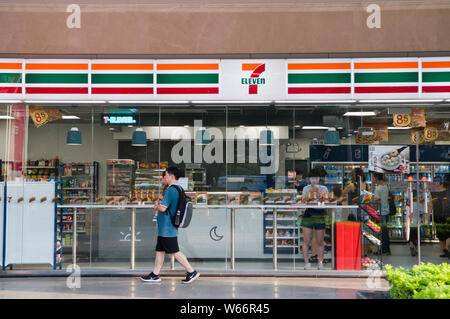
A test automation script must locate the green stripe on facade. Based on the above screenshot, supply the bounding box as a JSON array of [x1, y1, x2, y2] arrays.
[[157, 73, 219, 84], [288, 73, 350, 84], [422, 72, 450, 82], [25, 73, 88, 84], [92, 74, 153, 84], [355, 72, 418, 83], [0, 73, 21, 83]]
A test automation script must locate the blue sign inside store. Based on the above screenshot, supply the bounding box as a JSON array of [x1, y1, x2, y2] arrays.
[[310, 145, 450, 163], [102, 113, 137, 125]]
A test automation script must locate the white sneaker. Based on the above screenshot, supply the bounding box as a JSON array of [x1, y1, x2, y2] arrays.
[[304, 263, 312, 270], [317, 262, 324, 270]]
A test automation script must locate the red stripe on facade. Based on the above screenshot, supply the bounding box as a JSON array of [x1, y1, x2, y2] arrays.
[[422, 86, 450, 93], [157, 87, 219, 94], [92, 87, 154, 94], [0, 87, 22, 94], [26, 87, 88, 94], [354, 86, 418, 93], [288, 87, 351, 94]]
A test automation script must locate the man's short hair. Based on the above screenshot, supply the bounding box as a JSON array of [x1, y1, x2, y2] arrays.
[[164, 166, 181, 180]]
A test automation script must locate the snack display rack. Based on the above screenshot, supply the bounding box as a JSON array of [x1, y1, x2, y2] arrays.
[[25, 158, 60, 181], [262, 190, 300, 255], [360, 201, 383, 270], [106, 159, 135, 197]]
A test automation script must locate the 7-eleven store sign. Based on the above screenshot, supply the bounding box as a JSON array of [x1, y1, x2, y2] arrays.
[[241, 63, 266, 94], [221, 60, 285, 100]]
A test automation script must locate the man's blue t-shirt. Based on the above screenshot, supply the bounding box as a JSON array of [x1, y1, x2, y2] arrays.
[[158, 185, 180, 237]]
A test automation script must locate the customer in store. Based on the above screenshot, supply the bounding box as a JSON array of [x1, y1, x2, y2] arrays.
[[292, 169, 319, 263], [292, 169, 307, 193], [371, 172, 391, 255], [301, 168, 329, 270], [141, 167, 200, 284], [431, 174, 450, 258], [407, 179, 433, 257], [343, 167, 367, 221]]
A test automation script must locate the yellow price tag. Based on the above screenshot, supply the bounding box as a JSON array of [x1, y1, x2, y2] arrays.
[[30, 109, 49, 127], [424, 126, 438, 142], [411, 129, 424, 144], [393, 113, 411, 127]]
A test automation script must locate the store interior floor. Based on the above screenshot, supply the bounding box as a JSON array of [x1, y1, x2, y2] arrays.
[[4, 243, 449, 272]]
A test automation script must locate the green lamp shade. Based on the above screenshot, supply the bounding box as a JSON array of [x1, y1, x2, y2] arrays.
[[132, 128, 147, 146], [259, 129, 273, 146], [195, 129, 210, 145], [66, 127, 82, 145], [324, 128, 340, 145]]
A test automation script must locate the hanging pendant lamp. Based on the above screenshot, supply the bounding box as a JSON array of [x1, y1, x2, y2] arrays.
[[132, 127, 147, 146], [195, 128, 210, 145], [66, 127, 82, 145], [324, 127, 340, 145]]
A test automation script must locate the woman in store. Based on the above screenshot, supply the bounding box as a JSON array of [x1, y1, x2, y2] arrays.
[[343, 167, 367, 221], [301, 168, 329, 270], [431, 174, 450, 258], [407, 178, 433, 257]]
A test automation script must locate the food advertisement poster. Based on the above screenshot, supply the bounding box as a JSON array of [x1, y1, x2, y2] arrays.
[[369, 145, 410, 174]]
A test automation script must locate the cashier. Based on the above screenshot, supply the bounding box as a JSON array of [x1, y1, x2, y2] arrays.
[[292, 170, 307, 193]]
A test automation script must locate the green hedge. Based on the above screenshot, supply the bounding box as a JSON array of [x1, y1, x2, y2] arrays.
[[384, 263, 450, 299]]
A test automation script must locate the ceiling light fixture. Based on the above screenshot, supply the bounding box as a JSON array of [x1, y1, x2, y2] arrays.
[[343, 111, 376, 117], [358, 99, 443, 103], [108, 100, 190, 104], [275, 100, 356, 104], [0, 100, 23, 104], [192, 100, 272, 104], [301, 126, 329, 130], [25, 100, 106, 104], [62, 115, 80, 120]]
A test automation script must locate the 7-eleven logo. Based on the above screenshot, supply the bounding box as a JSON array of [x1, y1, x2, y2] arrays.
[[241, 63, 266, 94]]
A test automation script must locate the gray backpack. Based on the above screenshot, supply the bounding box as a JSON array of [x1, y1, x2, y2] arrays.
[[169, 185, 193, 228]]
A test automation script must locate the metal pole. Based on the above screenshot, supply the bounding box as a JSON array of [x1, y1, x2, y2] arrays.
[[230, 208, 235, 270], [73, 207, 77, 266], [416, 134, 421, 265], [273, 208, 278, 270], [170, 255, 175, 270], [331, 208, 335, 270], [130, 207, 136, 270]]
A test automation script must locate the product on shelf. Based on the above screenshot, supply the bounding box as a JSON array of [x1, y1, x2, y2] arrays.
[[106, 159, 135, 196], [363, 232, 381, 246]]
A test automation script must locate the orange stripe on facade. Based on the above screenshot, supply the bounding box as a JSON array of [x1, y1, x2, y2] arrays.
[[92, 64, 154, 70], [288, 63, 350, 70], [242, 64, 263, 71], [157, 64, 219, 71], [26, 63, 88, 70], [0, 63, 22, 70], [354, 62, 418, 69], [422, 61, 450, 69]]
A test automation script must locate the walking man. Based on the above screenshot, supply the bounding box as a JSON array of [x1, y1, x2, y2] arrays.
[[141, 167, 200, 284]]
